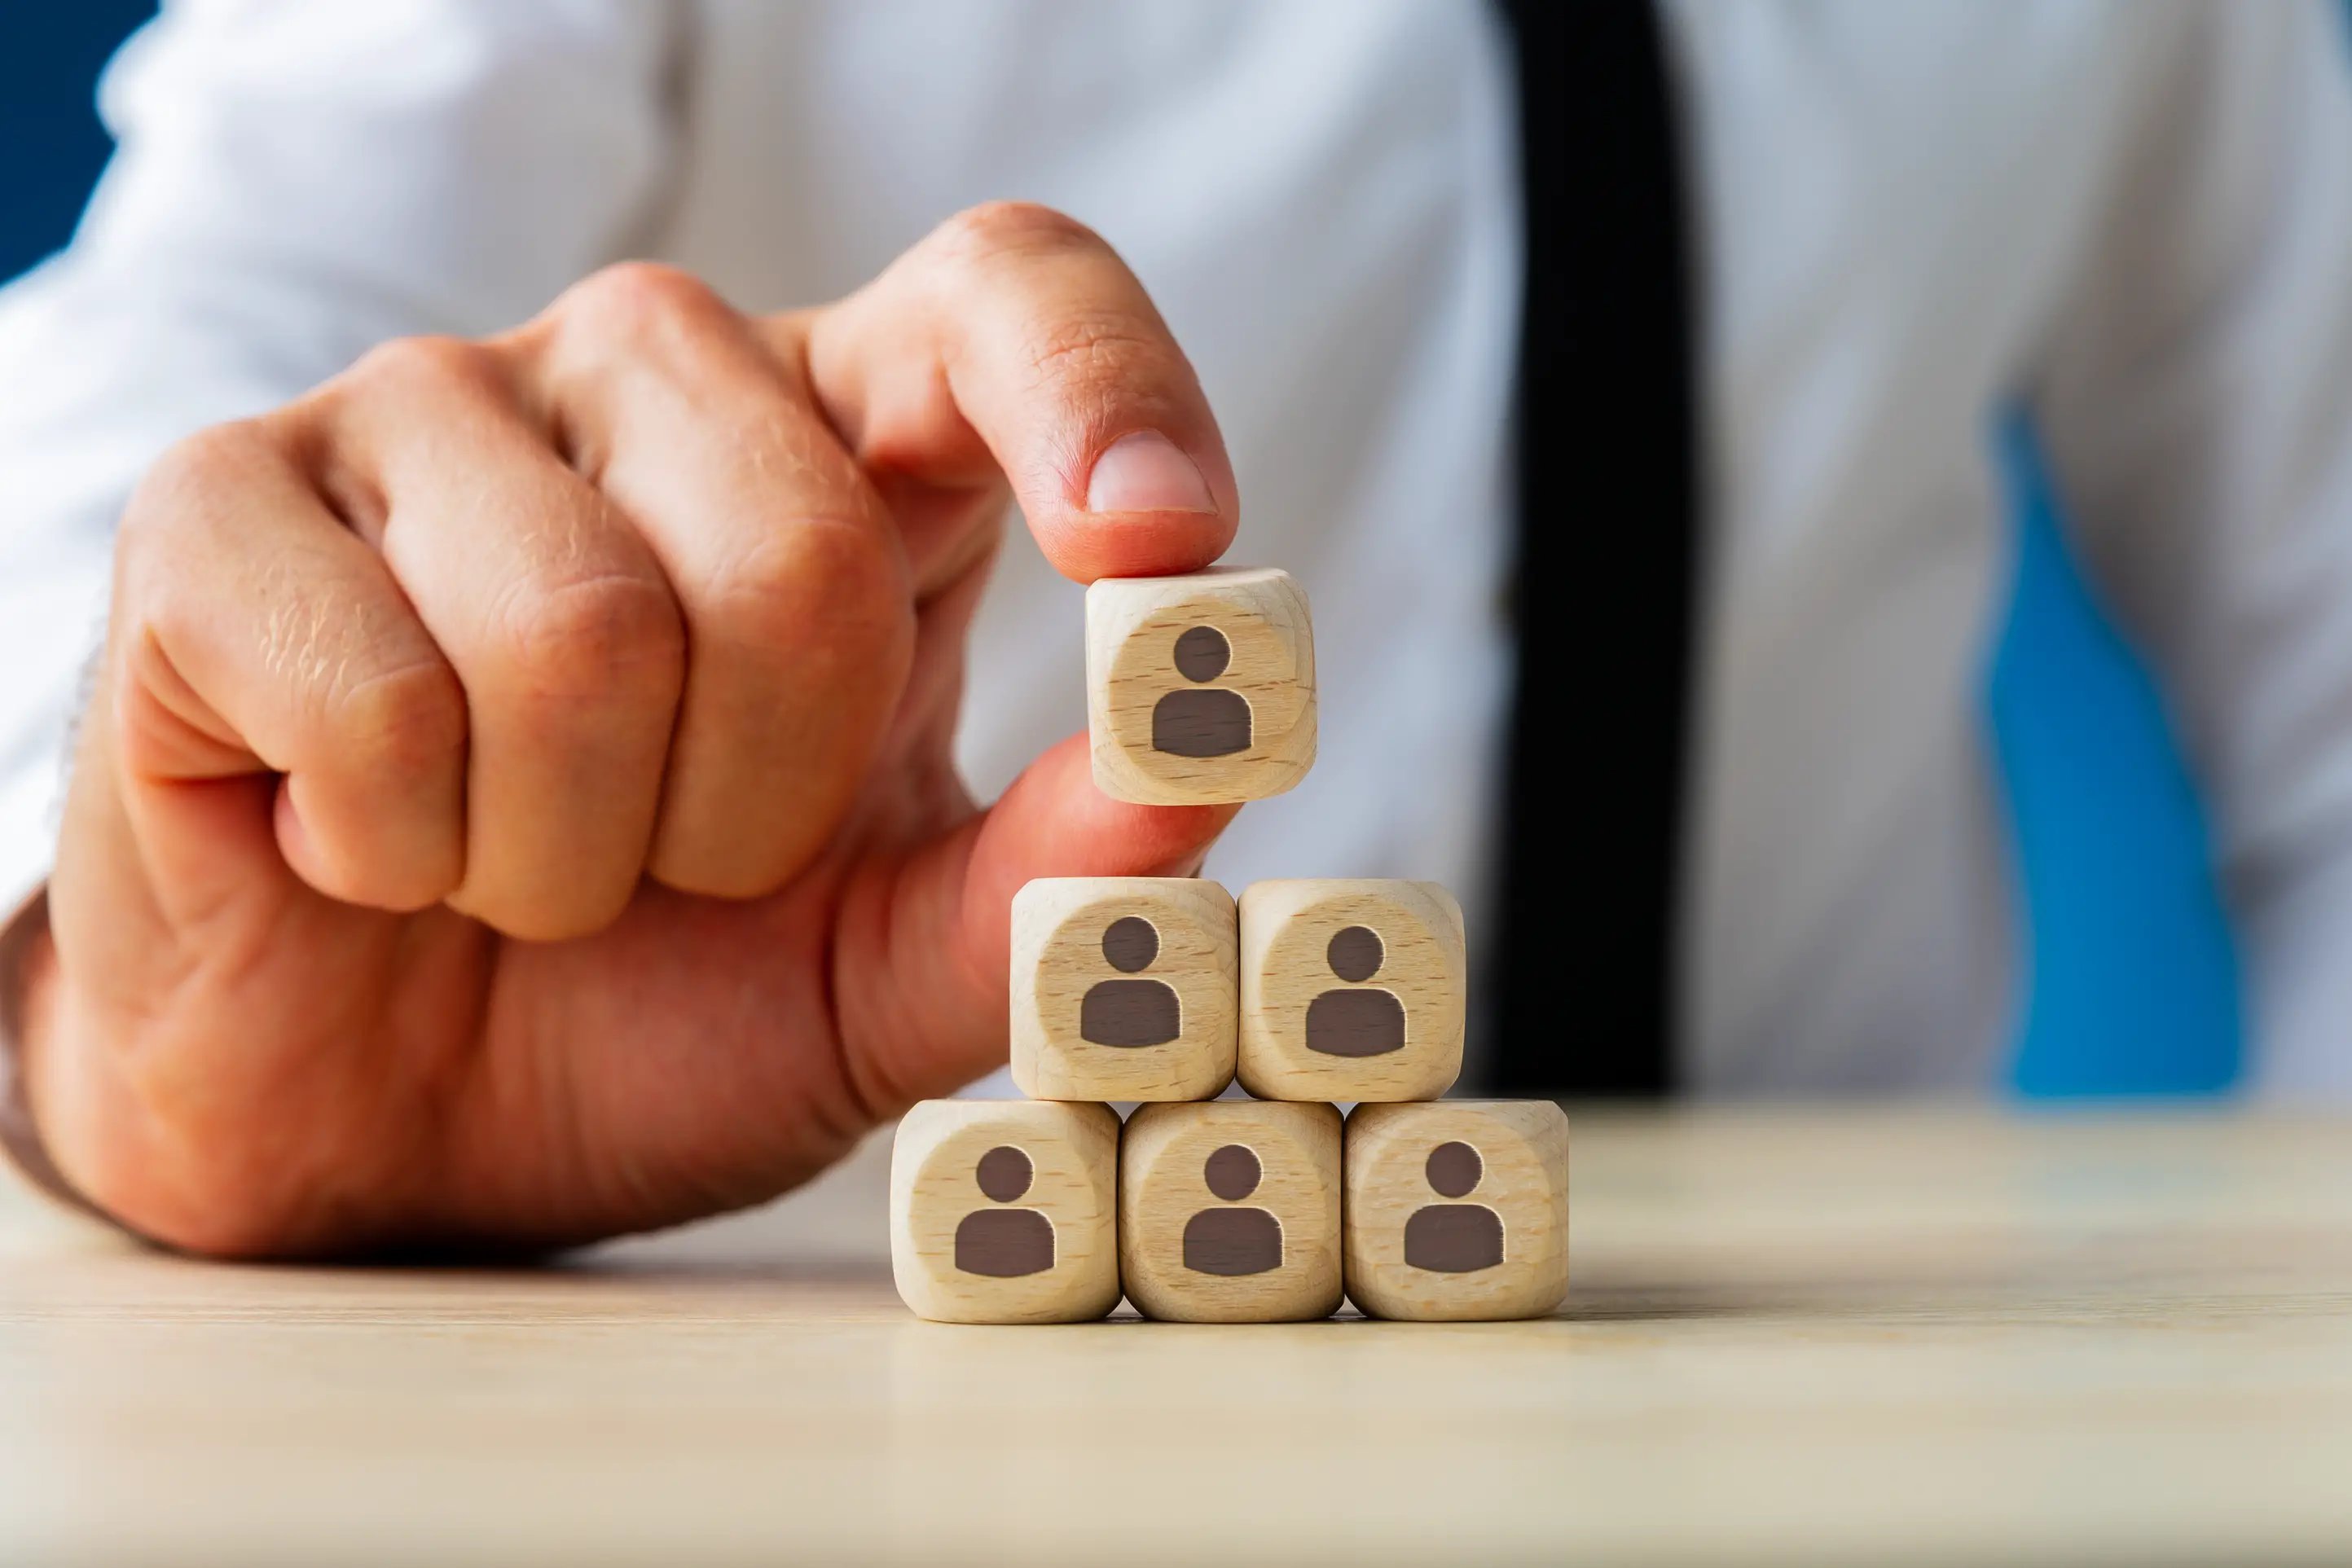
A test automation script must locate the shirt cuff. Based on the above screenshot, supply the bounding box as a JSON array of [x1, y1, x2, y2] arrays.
[[0, 885, 118, 1235]]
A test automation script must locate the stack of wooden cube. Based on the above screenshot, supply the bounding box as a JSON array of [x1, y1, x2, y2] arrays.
[[890, 568, 1568, 1324]]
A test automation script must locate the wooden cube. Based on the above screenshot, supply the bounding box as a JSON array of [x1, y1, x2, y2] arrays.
[[1084, 567, 1317, 804], [1343, 1100, 1568, 1321], [890, 1099, 1121, 1324], [1235, 879, 1466, 1102], [1119, 1100, 1343, 1322], [1010, 878, 1238, 1102]]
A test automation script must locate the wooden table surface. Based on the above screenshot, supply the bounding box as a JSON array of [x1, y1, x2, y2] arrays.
[[4, 1108, 2350, 1566]]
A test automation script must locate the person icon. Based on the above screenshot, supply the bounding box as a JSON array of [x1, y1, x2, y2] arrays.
[[953, 1145, 1056, 1277], [1304, 925, 1406, 1057], [1078, 916, 1183, 1047], [1151, 624, 1252, 758], [1402, 1140, 1504, 1273], [1181, 1144, 1285, 1276]]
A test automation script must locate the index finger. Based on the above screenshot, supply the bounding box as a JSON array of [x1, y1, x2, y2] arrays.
[[794, 202, 1238, 583]]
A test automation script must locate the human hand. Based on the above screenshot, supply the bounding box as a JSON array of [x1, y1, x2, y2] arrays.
[[22, 204, 1239, 1256]]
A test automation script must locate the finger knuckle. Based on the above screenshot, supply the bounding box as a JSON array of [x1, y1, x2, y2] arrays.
[[113, 424, 287, 628], [713, 519, 911, 660], [334, 657, 468, 784], [341, 333, 502, 402], [121, 422, 272, 545], [556, 261, 730, 349], [1022, 311, 1165, 389], [496, 570, 686, 701], [931, 200, 1103, 267]]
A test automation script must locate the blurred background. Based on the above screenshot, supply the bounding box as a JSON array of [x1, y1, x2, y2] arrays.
[[0, 5, 2271, 1099]]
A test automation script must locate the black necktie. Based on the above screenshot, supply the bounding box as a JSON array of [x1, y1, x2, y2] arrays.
[[1488, 0, 1698, 1098]]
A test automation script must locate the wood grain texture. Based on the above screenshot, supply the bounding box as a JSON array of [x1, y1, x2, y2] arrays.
[[1237, 879, 1465, 1101], [1085, 567, 1317, 805], [891, 1100, 1120, 1324], [13, 1109, 2352, 1566], [1119, 1099, 1343, 1322], [1009, 878, 1238, 1102], [1344, 1100, 1568, 1320]]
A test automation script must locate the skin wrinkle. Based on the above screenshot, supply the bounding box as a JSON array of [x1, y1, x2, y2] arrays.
[[832, 851, 918, 1130], [1020, 320, 1163, 393], [249, 554, 445, 794], [722, 935, 868, 1206], [257, 553, 354, 705]]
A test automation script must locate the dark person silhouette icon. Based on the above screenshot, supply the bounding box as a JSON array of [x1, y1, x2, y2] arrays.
[[953, 1145, 1056, 1277], [1304, 925, 1406, 1056], [1181, 1144, 1285, 1276], [1079, 916, 1181, 1047], [1401, 1140, 1504, 1273], [1151, 624, 1252, 758]]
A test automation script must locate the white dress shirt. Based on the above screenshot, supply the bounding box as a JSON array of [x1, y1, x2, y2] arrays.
[[2, 0, 2350, 1096]]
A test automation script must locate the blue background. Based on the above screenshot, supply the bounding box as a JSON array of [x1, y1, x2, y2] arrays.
[[1989, 420, 2240, 1096], [15, 5, 2345, 1099]]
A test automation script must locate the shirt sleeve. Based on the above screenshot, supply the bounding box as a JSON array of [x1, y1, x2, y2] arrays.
[[0, 0, 678, 911], [2028, 2, 2352, 1098]]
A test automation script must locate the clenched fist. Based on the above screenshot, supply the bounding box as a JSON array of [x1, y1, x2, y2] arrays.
[[18, 204, 1241, 1257]]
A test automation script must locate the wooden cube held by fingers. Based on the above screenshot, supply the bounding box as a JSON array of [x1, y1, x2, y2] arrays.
[[1010, 878, 1238, 1102], [1119, 1100, 1343, 1322], [1085, 567, 1317, 804], [1236, 879, 1466, 1102], [891, 1100, 1121, 1324], [1343, 1100, 1568, 1322]]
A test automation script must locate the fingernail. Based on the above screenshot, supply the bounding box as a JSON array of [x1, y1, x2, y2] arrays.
[[1086, 430, 1217, 514]]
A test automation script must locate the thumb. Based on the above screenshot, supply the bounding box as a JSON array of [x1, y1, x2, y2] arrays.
[[801, 202, 1239, 583], [836, 731, 1237, 1117]]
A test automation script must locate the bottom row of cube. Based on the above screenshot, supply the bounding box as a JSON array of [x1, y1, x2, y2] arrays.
[[890, 1098, 1568, 1324]]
